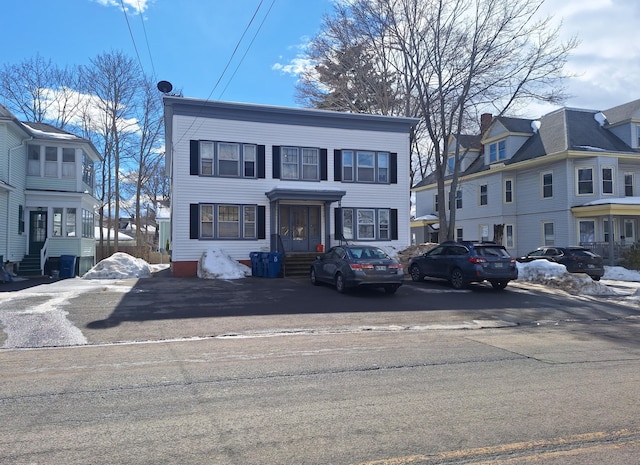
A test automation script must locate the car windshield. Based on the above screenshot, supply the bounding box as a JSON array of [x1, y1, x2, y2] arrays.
[[348, 247, 389, 260]]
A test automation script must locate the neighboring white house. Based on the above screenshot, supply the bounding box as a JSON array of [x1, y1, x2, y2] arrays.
[[0, 104, 101, 276], [163, 96, 419, 277], [412, 99, 640, 263]]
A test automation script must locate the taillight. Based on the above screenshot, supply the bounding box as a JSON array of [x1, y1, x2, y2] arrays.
[[388, 263, 402, 270], [469, 257, 486, 264], [349, 263, 374, 270]]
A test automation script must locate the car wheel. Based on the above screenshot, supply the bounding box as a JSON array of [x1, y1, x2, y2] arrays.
[[591, 275, 601, 281], [335, 273, 347, 293], [384, 284, 399, 294], [491, 280, 508, 290], [410, 264, 425, 282], [450, 268, 467, 290], [310, 267, 320, 286]]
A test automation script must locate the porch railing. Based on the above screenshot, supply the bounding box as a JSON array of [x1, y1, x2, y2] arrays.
[[579, 241, 635, 265], [40, 238, 50, 275]]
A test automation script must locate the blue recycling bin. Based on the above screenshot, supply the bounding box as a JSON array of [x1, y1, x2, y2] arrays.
[[250, 252, 262, 277], [59, 255, 77, 278], [259, 252, 270, 277], [266, 252, 282, 278]]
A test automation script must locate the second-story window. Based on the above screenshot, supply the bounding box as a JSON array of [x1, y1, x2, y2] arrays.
[[625, 173, 634, 196], [479, 184, 488, 205], [504, 179, 513, 203], [542, 172, 553, 198], [341, 150, 390, 183], [62, 148, 75, 178], [197, 141, 258, 178], [82, 151, 95, 188], [282, 147, 319, 180], [602, 167, 614, 194], [577, 167, 594, 194], [45, 146, 58, 177]]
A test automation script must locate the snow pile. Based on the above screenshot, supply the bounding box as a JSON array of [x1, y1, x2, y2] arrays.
[[516, 260, 616, 295], [197, 246, 251, 280], [83, 252, 152, 279]]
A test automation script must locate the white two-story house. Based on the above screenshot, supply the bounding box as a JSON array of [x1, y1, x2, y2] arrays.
[[0, 104, 101, 277], [412, 99, 640, 263], [163, 96, 418, 277]]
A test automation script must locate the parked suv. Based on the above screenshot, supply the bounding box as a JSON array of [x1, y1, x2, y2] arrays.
[[516, 246, 604, 281], [408, 241, 518, 290]]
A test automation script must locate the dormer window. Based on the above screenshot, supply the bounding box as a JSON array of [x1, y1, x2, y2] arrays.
[[636, 124, 640, 148], [489, 140, 506, 163]]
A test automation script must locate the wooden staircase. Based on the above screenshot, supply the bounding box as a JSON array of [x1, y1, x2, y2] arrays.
[[18, 252, 42, 277], [283, 252, 317, 278]]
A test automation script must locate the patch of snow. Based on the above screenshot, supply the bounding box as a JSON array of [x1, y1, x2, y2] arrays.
[[83, 252, 153, 279], [197, 246, 251, 279], [516, 260, 617, 295]]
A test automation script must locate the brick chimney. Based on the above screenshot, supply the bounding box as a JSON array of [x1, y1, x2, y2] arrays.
[[480, 113, 493, 135]]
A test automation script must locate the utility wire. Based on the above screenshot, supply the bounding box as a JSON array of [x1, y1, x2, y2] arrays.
[[119, 0, 146, 75], [136, 0, 157, 80], [174, 0, 276, 149], [218, 0, 276, 100]]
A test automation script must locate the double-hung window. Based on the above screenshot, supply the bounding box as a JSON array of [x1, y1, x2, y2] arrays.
[[479, 184, 488, 206], [341, 150, 390, 183], [504, 179, 513, 203], [542, 172, 553, 198], [62, 148, 76, 178], [281, 146, 319, 181], [601, 167, 614, 194], [489, 140, 506, 163], [28, 146, 40, 176], [198, 141, 257, 178], [625, 173, 634, 196], [199, 204, 257, 239], [45, 146, 58, 177], [577, 168, 594, 194]]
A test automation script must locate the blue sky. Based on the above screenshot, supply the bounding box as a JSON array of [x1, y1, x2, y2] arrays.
[[2, 0, 639, 117]]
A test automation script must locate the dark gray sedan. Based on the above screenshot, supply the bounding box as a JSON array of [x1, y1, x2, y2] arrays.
[[310, 245, 404, 294]]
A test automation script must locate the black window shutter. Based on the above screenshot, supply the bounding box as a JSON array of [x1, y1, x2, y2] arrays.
[[190, 204, 200, 239], [320, 149, 328, 180], [334, 150, 342, 181], [257, 145, 266, 178], [334, 207, 342, 240], [190, 140, 199, 175], [390, 153, 397, 184], [391, 209, 398, 240], [272, 146, 281, 179], [257, 205, 266, 239]]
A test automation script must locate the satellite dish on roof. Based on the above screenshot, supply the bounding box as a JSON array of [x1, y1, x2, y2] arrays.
[[157, 80, 173, 93]]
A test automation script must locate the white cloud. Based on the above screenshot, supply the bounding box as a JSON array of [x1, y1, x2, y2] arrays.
[[272, 57, 316, 77], [41, 87, 141, 136], [91, 0, 152, 14]]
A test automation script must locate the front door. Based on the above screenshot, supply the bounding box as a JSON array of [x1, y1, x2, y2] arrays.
[[29, 211, 47, 255], [280, 205, 321, 252]]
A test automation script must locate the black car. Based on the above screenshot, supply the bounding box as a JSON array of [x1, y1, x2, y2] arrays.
[[310, 245, 404, 294], [517, 246, 604, 280], [408, 241, 518, 290]]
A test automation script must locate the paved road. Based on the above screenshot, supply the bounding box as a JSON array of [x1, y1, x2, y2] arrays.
[[1, 272, 639, 464]]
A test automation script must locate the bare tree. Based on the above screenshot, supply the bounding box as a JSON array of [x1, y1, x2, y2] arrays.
[[0, 54, 84, 129], [120, 77, 165, 247], [82, 51, 141, 254], [299, 0, 577, 239]]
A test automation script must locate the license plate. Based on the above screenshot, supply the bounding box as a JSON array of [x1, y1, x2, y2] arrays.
[[375, 265, 386, 271], [587, 264, 595, 268], [493, 262, 503, 268]]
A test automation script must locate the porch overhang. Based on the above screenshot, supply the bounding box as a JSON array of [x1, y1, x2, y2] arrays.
[[571, 199, 640, 217], [265, 187, 346, 202], [411, 214, 439, 228]]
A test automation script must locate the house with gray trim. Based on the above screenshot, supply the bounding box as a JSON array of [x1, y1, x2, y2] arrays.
[[162, 96, 418, 277], [412, 99, 640, 263], [0, 104, 101, 277]]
